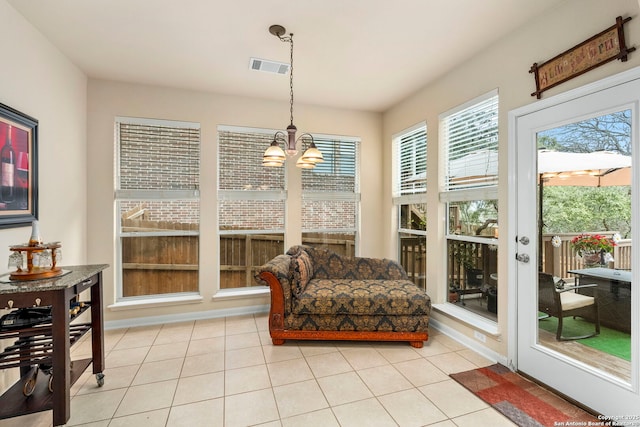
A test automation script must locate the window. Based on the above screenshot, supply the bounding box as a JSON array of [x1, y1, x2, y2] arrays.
[[302, 135, 360, 256], [115, 117, 200, 300], [440, 91, 499, 320], [218, 126, 285, 290], [393, 124, 427, 288]]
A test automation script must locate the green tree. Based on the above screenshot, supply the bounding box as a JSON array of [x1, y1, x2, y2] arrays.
[[542, 186, 631, 238]]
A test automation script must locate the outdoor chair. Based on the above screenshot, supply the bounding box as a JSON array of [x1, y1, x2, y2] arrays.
[[538, 271, 600, 341]]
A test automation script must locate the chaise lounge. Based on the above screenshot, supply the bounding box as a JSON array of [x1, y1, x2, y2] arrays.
[[255, 245, 431, 348]]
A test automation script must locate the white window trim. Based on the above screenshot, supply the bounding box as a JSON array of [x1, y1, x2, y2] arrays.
[[217, 125, 286, 295], [439, 187, 498, 203], [439, 90, 500, 326], [393, 122, 427, 199], [108, 294, 204, 311], [301, 135, 361, 244], [115, 117, 201, 304]]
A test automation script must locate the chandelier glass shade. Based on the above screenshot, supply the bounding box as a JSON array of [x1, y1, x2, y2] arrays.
[[262, 25, 324, 169]]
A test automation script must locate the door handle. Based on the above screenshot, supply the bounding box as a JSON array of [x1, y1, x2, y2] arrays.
[[519, 236, 530, 245], [516, 253, 530, 263]]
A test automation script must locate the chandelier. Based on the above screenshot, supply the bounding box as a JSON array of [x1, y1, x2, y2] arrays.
[[262, 25, 324, 169]]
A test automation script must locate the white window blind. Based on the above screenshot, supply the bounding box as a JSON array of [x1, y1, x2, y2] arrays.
[[442, 93, 498, 192], [393, 124, 427, 197], [114, 117, 201, 300], [218, 128, 285, 192], [217, 127, 286, 232], [302, 135, 360, 234], [116, 119, 200, 196], [302, 136, 359, 192]]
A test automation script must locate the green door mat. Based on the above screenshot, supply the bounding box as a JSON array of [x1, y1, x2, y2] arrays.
[[538, 316, 631, 361]]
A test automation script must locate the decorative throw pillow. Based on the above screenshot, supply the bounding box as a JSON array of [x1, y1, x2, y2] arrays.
[[290, 250, 314, 296]]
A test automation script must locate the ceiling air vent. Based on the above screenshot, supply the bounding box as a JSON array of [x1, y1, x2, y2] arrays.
[[249, 58, 289, 75]]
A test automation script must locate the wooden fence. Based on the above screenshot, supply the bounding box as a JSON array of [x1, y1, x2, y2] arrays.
[[541, 232, 631, 279], [399, 237, 426, 289], [121, 217, 356, 294], [445, 240, 498, 292], [120, 215, 631, 296], [121, 218, 199, 297], [220, 233, 355, 289]]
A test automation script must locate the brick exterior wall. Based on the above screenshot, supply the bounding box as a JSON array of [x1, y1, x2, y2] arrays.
[[118, 122, 200, 225], [119, 123, 200, 192], [117, 124, 358, 231], [120, 200, 200, 224]]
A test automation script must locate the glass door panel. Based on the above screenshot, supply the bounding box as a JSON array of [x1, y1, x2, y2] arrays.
[[537, 111, 631, 382], [514, 73, 640, 416]]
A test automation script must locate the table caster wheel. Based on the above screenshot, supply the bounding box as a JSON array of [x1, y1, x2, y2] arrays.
[[23, 367, 38, 396], [96, 373, 105, 387]]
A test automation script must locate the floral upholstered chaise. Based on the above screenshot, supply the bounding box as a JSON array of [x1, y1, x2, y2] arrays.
[[255, 245, 431, 348]]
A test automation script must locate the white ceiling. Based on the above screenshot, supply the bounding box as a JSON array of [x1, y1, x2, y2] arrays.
[[8, 0, 564, 112]]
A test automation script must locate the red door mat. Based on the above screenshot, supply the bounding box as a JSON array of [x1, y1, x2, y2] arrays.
[[450, 364, 611, 427]]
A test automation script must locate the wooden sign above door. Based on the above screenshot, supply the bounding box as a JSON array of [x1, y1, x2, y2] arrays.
[[530, 16, 635, 99]]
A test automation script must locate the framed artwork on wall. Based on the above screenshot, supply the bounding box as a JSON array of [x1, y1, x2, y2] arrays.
[[530, 16, 635, 99], [0, 102, 38, 229]]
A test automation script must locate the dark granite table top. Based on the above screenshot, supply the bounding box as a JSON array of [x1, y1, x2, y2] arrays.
[[0, 264, 108, 294], [567, 267, 631, 283]]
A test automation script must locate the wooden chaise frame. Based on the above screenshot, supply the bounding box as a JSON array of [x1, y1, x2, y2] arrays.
[[258, 271, 428, 348]]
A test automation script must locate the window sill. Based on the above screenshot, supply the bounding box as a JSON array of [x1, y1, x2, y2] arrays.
[[108, 294, 204, 311], [212, 287, 270, 301], [432, 302, 500, 336]]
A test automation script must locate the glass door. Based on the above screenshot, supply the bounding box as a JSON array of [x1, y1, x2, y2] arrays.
[[514, 73, 640, 416]]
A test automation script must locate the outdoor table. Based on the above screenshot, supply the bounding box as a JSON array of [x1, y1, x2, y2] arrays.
[[567, 267, 631, 333]]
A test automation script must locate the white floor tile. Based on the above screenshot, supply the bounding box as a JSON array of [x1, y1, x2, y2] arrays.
[[224, 388, 280, 427], [281, 408, 340, 427], [225, 364, 271, 395], [332, 398, 398, 427], [316, 371, 373, 406], [419, 379, 488, 418], [356, 364, 413, 396], [66, 388, 127, 425], [108, 408, 170, 427], [267, 357, 313, 386], [59, 315, 521, 427], [272, 379, 329, 419], [378, 388, 448, 426], [173, 371, 225, 405], [167, 398, 224, 427], [113, 379, 178, 418], [305, 351, 353, 378]]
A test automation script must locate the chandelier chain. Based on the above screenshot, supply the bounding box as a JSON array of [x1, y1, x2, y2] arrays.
[[274, 29, 295, 127], [288, 34, 294, 126]]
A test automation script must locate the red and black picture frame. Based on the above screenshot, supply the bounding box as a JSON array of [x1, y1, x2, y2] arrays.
[[0, 102, 38, 229]]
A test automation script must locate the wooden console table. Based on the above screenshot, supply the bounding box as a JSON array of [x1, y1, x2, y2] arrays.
[[0, 264, 108, 426]]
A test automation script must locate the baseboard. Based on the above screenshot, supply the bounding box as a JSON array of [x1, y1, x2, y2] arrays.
[[104, 304, 270, 330], [429, 317, 509, 367]]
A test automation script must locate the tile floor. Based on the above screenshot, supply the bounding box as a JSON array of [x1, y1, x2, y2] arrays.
[[2, 313, 516, 426]]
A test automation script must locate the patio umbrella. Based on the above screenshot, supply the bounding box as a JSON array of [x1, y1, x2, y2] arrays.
[[538, 150, 631, 187], [445, 149, 631, 185], [447, 150, 498, 188], [537, 150, 631, 269]]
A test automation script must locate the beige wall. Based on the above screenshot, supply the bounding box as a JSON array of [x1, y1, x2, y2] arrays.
[[382, 0, 640, 357], [0, 0, 87, 396], [0, 1, 87, 267], [3, 0, 640, 358], [87, 80, 382, 324]]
